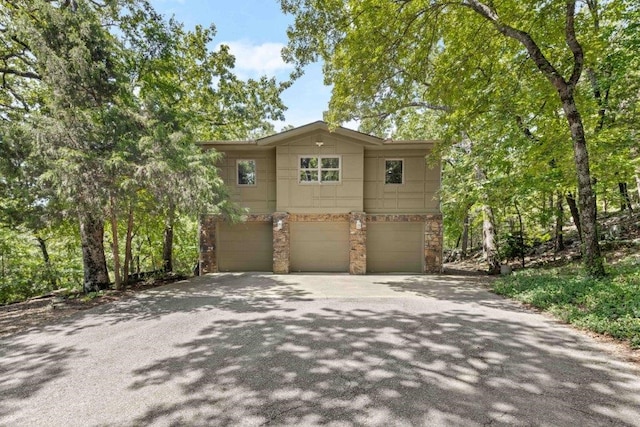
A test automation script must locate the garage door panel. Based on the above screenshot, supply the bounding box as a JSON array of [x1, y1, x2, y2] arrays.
[[367, 222, 423, 273], [290, 222, 349, 272], [218, 222, 273, 272]]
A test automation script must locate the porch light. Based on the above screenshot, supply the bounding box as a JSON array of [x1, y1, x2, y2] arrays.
[[276, 219, 283, 231], [356, 220, 362, 230]]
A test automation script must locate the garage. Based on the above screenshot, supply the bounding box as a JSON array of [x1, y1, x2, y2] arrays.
[[217, 222, 273, 272], [290, 222, 349, 272], [367, 222, 424, 273]]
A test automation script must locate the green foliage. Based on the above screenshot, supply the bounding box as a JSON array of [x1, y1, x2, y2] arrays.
[[1, 0, 286, 293], [493, 256, 640, 348], [0, 226, 83, 305]]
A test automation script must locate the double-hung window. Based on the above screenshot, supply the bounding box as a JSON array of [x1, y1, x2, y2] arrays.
[[299, 156, 341, 183]]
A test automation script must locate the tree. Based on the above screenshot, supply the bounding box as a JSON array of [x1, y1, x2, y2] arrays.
[[279, 0, 637, 277], [1, 0, 286, 293]]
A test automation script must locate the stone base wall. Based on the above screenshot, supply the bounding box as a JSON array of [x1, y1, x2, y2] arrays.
[[272, 212, 290, 274], [199, 215, 218, 274], [349, 212, 366, 274], [199, 212, 443, 275]]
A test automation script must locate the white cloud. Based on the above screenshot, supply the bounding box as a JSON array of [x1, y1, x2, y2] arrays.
[[220, 40, 293, 77]]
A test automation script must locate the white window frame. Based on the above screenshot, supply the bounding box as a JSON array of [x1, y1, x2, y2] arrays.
[[384, 158, 404, 185], [236, 159, 257, 186], [298, 155, 342, 184]]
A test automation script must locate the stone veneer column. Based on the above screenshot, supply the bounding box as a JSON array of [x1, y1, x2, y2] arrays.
[[349, 212, 366, 274], [199, 215, 218, 274], [424, 214, 443, 273], [272, 212, 290, 274]]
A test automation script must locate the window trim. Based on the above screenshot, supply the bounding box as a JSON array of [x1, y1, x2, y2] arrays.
[[384, 158, 404, 185], [298, 155, 342, 184], [236, 159, 257, 187]]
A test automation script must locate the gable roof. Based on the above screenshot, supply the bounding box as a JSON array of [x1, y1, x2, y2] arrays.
[[256, 121, 384, 147], [199, 120, 437, 150]]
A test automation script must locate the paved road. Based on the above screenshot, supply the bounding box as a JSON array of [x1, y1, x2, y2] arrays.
[[1, 273, 639, 426]]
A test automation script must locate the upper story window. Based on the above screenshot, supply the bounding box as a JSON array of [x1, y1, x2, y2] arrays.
[[237, 159, 256, 186], [299, 156, 341, 183], [385, 159, 404, 184]]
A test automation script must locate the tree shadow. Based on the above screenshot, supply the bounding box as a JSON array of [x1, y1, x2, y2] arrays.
[[39, 273, 314, 336], [2, 272, 640, 426], [0, 341, 85, 420], [127, 305, 640, 426], [374, 275, 523, 312]]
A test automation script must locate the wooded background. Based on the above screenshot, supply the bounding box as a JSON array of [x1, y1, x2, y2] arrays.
[[1, 0, 639, 303]]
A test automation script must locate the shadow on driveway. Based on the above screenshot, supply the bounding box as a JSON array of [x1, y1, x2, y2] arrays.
[[1, 272, 639, 426]]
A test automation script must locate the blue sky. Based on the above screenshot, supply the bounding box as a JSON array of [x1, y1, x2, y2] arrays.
[[149, 0, 339, 130]]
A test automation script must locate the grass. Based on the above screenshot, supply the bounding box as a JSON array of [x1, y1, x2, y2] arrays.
[[493, 255, 640, 348]]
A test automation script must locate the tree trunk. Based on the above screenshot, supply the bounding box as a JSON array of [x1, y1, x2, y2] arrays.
[[561, 94, 604, 277], [514, 200, 525, 268], [635, 174, 640, 206], [566, 192, 582, 242], [461, 214, 470, 258], [619, 182, 632, 211], [79, 211, 110, 293], [109, 193, 122, 290], [162, 206, 175, 273], [123, 205, 134, 286], [482, 204, 501, 275], [468, 0, 604, 276], [35, 235, 56, 287], [555, 192, 565, 252]]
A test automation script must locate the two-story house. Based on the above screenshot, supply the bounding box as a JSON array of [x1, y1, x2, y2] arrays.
[[198, 121, 442, 275]]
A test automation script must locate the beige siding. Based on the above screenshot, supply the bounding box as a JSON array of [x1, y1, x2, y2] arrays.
[[276, 131, 364, 213], [217, 150, 276, 213], [364, 150, 440, 213], [367, 222, 424, 273], [218, 222, 273, 271], [290, 221, 349, 272]]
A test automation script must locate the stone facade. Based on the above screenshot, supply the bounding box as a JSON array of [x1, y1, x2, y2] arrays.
[[199, 215, 218, 274], [423, 215, 443, 273], [199, 212, 443, 275], [349, 212, 366, 274], [272, 212, 290, 274]]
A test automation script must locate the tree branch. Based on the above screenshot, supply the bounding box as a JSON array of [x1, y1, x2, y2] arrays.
[[462, 0, 569, 93], [564, 0, 584, 89]]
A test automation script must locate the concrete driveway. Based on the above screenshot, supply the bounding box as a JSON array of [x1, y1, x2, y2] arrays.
[[1, 273, 639, 426]]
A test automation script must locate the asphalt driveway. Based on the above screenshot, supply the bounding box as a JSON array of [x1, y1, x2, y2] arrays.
[[1, 273, 639, 426]]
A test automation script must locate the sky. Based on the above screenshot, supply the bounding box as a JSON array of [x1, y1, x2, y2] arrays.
[[149, 0, 344, 131]]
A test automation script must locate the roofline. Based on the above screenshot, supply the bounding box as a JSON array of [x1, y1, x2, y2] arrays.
[[256, 121, 384, 147], [197, 121, 438, 148]]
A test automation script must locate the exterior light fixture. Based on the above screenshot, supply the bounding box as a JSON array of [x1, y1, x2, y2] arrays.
[[276, 219, 283, 231], [356, 220, 362, 230]]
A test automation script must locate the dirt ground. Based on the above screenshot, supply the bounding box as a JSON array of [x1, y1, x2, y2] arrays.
[[0, 279, 177, 339]]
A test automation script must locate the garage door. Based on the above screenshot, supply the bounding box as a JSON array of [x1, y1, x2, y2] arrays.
[[290, 222, 349, 272], [218, 222, 273, 272], [367, 222, 424, 273]]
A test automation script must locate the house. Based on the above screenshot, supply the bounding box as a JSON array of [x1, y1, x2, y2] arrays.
[[198, 121, 442, 275]]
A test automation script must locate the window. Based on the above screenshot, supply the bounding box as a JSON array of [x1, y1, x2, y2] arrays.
[[299, 156, 341, 183], [385, 159, 403, 184], [237, 159, 256, 186]]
